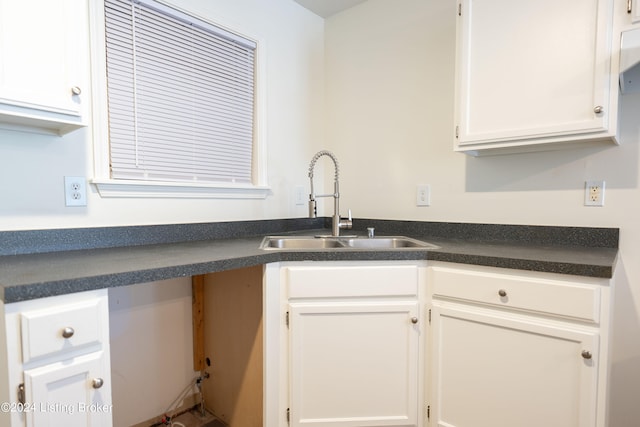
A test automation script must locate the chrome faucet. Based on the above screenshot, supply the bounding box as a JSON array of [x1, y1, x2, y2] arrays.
[[308, 150, 353, 236]]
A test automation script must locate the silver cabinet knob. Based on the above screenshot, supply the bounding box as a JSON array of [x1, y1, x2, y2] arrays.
[[71, 86, 82, 96], [594, 106, 603, 114], [411, 317, 418, 324], [581, 350, 592, 360], [498, 289, 507, 297], [61, 327, 75, 339], [92, 378, 104, 389]]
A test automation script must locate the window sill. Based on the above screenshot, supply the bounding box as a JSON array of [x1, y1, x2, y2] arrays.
[[92, 179, 271, 199]]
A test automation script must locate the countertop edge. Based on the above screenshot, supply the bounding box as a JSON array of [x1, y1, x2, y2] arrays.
[[0, 220, 619, 304]]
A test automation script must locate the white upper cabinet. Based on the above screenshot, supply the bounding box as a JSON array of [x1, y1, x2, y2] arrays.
[[0, 0, 88, 135], [454, 0, 619, 155], [621, 2, 640, 93], [631, 0, 640, 23]]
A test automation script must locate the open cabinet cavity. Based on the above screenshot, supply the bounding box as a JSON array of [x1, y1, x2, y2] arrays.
[[193, 266, 264, 427]]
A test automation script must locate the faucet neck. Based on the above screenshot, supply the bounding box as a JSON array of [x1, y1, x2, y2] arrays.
[[308, 150, 351, 236], [308, 150, 340, 218], [308, 150, 339, 182]]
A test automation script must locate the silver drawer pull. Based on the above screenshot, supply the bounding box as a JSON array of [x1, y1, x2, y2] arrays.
[[498, 289, 507, 297], [411, 317, 418, 324], [581, 350, 592, 360], [92, 378, 104, 389], [71, 86, 82, 96], [61, 327, 75, 339]]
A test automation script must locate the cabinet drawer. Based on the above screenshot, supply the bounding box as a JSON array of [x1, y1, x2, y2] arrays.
[[21, 298, 106, 363], [286, 265, 419, 298], [429, 266, 600, 322]]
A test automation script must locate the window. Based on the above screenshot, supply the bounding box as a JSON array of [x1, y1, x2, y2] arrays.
[[94, 0, 268, 198]]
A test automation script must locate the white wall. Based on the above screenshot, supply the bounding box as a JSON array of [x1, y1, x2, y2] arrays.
[[3, 0, 639, 425], [0, 0, 324, 231], [0, 1, 326, 425], [109, 278, 194, 426], [325, 1, 640, 425]]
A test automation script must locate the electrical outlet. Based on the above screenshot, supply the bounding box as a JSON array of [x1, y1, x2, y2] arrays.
[[64, 176, 87, 207], [584, 180, 605, 207], [294, 185, 305, 206], [416, 185, 430, 207]]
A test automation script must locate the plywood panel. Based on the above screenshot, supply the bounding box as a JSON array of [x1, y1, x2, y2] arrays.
[[203, 266, 263, 426], [192, 275, 205, 371]]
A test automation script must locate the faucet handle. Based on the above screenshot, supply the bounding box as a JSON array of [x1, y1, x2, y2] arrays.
[[339, 209, 353, 230]]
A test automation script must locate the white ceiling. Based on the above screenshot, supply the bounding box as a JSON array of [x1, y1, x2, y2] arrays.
[[293, 0, 369, 18]]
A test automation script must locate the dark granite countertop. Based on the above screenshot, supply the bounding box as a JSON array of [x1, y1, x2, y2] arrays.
[[0, 218, 619, 303]]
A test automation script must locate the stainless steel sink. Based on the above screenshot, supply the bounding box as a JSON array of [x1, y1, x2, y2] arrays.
[[260, 235, 439, 250], [341, 237, 438, 249], [261, 236, 345, 249]]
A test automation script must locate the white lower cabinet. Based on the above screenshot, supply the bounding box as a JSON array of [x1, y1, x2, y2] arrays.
[[24, 352, 110, 427], [1, 289, 112, 427], [264, 262, 427, 427], [289, 301, 419, 427], [431, 305, 598, 427], [427, 262, 612, 427], [264, 261, 612, 427]]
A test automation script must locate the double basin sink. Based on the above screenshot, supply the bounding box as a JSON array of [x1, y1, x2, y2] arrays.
[[260, 235, 439, 250]]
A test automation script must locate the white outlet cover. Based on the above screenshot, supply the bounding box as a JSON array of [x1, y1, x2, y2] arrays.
[[416, 184, 430, 207], [65, 176, 87, 207], [294, 185, 306, 206], [584, 180, 605, 207]]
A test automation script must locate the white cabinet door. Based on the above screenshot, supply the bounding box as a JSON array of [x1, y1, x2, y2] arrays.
[[289, 301, 420, 427], [0, 0, 88, 134], [430, 303, 599, 427], [24, 352, 112, 427], [632, 0, 640, 23], [454, 0, 617, 154], [2, 290, 112, 427]]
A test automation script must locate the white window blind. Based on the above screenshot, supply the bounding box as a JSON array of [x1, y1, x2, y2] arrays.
[[104, 0, 257, 184]]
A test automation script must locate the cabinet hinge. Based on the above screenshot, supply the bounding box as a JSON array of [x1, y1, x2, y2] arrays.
[[287, 407, 291, 425], [455, 125, 459, 138], [628, 0, 632, 14], [17, 383, 25, 405], [428, 309, 432, 324], [427, 404, 431, 420], [286, 311, 290, 328], [458, 3, 462, 16]]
